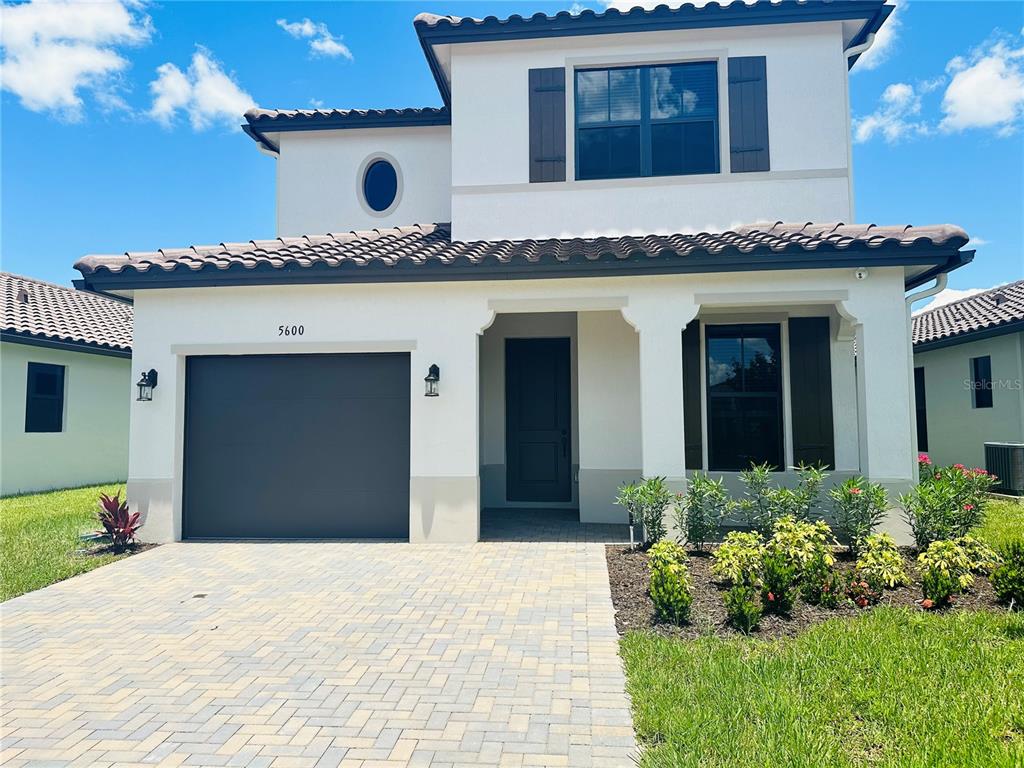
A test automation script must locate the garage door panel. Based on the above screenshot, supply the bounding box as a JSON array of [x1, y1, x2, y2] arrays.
[[184, 353, 410, 539]]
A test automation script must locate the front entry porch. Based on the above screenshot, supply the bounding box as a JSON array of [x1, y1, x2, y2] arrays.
[[481, 507, 632, 543]]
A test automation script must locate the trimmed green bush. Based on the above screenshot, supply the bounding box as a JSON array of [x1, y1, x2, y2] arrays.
[[711, 531, 765, 586], [855, 533, 908, 588], [649, 540, 693, 624], [991, 539, 1024, 608], [767, 515, 835, 575], [679, 473, 728, 550], [724, 585, 762, 634], [760, 551, 797, 614], [617, 477, 674, 544]]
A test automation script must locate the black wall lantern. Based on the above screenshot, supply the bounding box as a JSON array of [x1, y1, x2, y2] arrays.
[[424, 364, 440, 397], [136, 369, 158, 401]]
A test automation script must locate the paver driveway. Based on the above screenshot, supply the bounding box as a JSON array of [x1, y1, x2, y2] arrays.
[[1, 542, 636, 767]]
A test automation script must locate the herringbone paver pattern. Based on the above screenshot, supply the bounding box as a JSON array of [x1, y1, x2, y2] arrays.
[[1, 541, 636, 767]]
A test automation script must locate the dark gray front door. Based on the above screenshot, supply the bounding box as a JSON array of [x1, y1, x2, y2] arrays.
[[505, 338, 572, 502], [183, 353, 410, 539]]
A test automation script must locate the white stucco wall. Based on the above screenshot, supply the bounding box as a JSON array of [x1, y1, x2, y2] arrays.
[[1, 342, 131, 495], [124, 265, 915, 543], [276, 126, 451, 236], [449, 21, 854, 239], [913, 332, 1024, 468]]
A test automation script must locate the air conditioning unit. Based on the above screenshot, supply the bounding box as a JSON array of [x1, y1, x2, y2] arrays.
[[984, 442, 1024, 495]]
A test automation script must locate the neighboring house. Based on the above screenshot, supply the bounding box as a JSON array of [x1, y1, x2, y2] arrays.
[[912, 280, 1024, 469], [75, 1, 976, 544], [1, 273, 133, 496]]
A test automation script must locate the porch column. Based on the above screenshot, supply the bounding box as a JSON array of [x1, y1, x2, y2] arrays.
[[409, 306, 493, 543], [622, 301, 700, 533], [846, 276, 916, 541]]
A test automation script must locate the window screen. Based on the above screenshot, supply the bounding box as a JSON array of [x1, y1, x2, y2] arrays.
[[971, 356, 993, 409], [25, 362, 65, 433]]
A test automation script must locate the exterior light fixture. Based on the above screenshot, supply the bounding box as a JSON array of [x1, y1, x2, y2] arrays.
[[136, 369, 158, 401], [424, 364, 440, 397]]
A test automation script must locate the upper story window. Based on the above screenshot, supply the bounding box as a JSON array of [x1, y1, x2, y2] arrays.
[[360, 156, 400, 214], [25, 362, 65, 433], [575, 62, 719, 181], [970, 355, 993, 409]]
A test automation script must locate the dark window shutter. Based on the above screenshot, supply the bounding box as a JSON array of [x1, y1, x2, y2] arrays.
[[682, 320, 703, 470], [727, 56, 770, 173], [788, 317, 834, 469], [529, 68, 566, 183]]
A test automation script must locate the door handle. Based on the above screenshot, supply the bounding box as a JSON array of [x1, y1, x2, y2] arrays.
[[561, 430, 568, 458]]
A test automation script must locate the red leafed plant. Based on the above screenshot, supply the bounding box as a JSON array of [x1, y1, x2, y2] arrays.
[[97, 492, 142, 552]]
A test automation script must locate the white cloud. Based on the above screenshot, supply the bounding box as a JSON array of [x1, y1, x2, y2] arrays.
[[276, 17, 352, 60], [940, 37, 1024, 135], [913, 286, 994, 315], [852, 82, 930, 143], [148, 47, 256, 131], [0, 0, 151, 120], [855, 0, 903, 71]]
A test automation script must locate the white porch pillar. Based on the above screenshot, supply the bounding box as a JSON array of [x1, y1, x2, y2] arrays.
[[845, 275, 916, 542], [622, 300, 700, 532], [409, 305, 493, 543]]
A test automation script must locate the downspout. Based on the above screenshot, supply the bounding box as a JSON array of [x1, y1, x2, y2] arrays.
[[904, 273, 948, 481]]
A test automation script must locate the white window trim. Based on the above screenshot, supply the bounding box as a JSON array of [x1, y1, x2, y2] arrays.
[[355, 152, 404, 218]]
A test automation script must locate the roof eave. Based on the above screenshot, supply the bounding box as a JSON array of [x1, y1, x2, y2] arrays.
[[0, 329, 132, 359], [904, 249, 975, 291], [76, 243, 969, 292], [242, 123, 279, 156]]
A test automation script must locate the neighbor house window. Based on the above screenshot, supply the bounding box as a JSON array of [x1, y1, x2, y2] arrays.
[[706, 324, 783, 471], [914, 366, 928, 451], [575, 62, 719, 181], [970, 355, 993, 408], [25, 362, 65, 433]]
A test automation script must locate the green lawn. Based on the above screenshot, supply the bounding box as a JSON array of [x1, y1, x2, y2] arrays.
[[1, 483, 127, 601], [623, 608, 1024, 767], [622, 497, 1024, 767], [977, 497, 1024, 551]]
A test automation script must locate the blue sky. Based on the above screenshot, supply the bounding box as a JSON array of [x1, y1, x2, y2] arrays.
[[2, 0, 1022, 307]]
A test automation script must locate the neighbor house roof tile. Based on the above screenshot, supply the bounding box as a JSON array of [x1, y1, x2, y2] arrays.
[[1, 272, 133, 353], [913, 279, 1024, 348]]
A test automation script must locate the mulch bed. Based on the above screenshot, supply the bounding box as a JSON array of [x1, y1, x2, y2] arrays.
[[606, 544, 1002, 640], [78, 542, 159, 559]]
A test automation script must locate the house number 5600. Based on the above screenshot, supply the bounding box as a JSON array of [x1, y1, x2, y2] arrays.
[[278, 325, 304, 336]]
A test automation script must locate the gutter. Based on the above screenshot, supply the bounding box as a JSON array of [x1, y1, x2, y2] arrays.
[[242, 124, 280, 157]]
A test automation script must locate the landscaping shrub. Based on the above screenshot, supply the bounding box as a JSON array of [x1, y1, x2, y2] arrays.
[[711, 531, 765, 586], [918, 452, 936, 481], [916, 537, 999, 608], [648, 540, 693, 624], [732, 463, 828, 533], [724, 585, 762, 634], [991, 539, 1024, 609], [846, 577, 882, 608], [902, 464, 999, 549], [617, 477, 674, 544], [829, 476, 888, 556], [767, 516, 836, 575], [855, 533, 909, 588], [760, 551, 797, 614], [679, 473, 728, 550], [96, 492, 141, 553], [800, 552, 842, 608]]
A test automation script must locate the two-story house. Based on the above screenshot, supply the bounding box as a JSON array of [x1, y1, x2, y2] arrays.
[[75, 1, 975, 543]]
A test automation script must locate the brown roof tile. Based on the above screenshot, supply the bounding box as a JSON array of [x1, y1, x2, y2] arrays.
[[1, 272, 133, 353], [74, 221, 969, 282], [913, 279, 1024, 347]]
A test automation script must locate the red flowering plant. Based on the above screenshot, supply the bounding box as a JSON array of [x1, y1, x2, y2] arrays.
[[918, 453, 936, 480], [847, 577, 881, 608], [901, 462, 998, 549], [96, 492, 142, 553]]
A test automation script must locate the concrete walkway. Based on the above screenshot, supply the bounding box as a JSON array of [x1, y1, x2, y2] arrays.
[[1, 541, 636, 767]]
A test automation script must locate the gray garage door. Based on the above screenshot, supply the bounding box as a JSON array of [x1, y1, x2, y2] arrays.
[[183, 353, 410, 539]]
